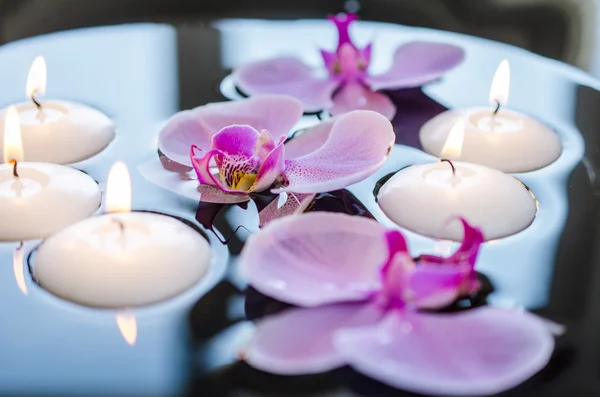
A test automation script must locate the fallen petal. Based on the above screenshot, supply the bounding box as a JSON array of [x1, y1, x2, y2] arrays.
[[159, 95, 303, 166], [246, 302, 384, 375], [234, 57, 339, 113], [258, 192, 315, 227], [335, 307, 554, 396], [282, 110, 394, 194], [329, 82, 396, 120], [366, 41, 464, 91], [241, 212, 387, 306]]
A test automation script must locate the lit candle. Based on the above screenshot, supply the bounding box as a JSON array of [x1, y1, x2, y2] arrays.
[[0, 106, 101, 241], [34, 162, 211, 307], [378, 122, 537, 241], [0, 56, 115, 164], [419, 59, 561, 173]]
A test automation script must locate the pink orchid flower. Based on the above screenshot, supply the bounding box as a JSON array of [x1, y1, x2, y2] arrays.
[[158, 95, 394, 208], [234, 13, 464, 120], [240, 213, 554, 396]]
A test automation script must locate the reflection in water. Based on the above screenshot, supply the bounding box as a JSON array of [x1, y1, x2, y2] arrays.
[[116, 311, 137, 346], [13, 242, 26, 295]]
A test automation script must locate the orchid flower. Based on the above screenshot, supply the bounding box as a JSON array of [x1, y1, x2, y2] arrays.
[[156, 95, 394, 212], [233, 13, 464, 120], [240, 213, 555, 396]]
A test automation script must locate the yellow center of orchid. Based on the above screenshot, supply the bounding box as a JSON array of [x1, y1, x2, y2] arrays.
[[231, 170, 257, 191]]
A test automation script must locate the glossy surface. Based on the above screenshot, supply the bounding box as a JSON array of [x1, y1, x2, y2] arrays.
[[0, 18, 598, 396]]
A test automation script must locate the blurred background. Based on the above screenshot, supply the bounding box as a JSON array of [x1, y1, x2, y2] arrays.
[[0, 0, 599, 78]]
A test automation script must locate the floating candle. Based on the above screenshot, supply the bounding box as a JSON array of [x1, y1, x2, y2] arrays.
[[34, 162, 211, 307], [0, 56, 114, 164], [419, 59, 561, 173], [0, 106, 101, 241], [379, 122, 537, 241]]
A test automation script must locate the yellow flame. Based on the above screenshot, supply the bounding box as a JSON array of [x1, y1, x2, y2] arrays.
[[489, 59, 510, 107], [26, 56, 47, 99], [3, 106, 24, 164], [440, 121, 464, 159], [13, 243, 27, 295], [116, 312, 137, 346], [105, 161, 131, 213]]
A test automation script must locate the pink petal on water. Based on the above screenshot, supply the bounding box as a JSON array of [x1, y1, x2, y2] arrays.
[[329, 82, 396, 120], [234, 57, 339, 113], [198, 184, 251, 204], [240, 212, 387, 306], [159, 95, 303, 166], [283, 120, 335, 160], [245, 302, 384, 375], [282, 110, 394, 194], [335, 308, 554, 396], [252, 138, 286, 193], [258, 192, 316, 227], [366, 41, 464, 91]]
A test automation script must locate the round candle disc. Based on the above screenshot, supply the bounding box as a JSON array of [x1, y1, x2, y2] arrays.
[[0, 101, 115, 164], [377, 161, 537, 241], [0, 162, 101, 241], [34, 212, 211, 308], [419, 108, 562, 173]]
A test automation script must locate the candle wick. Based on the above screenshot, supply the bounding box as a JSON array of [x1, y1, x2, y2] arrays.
[[112, 218, 125, 233], [440, 158, 456, 176], [9, 160, 19, 178], [31, 90, 43, 118], [492, 99, 500, 116]]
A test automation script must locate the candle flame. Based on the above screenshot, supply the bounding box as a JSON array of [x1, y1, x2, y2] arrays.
[[489, 59, 510, 107], [105, 161, 131, 213], [3, 106, 24, 163], [116, 312, 137, 346], [13, 243, 27, 295], [440, 121, 464, 159], [26, 56, 47, 99]]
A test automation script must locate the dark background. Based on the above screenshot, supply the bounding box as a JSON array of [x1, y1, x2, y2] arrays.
[[0, 0, 597, 74]]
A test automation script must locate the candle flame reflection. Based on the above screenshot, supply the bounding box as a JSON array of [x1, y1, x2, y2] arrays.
[[489, 59, 510, 107], [106, 161, 131, 213], [116, 311, 137, 346], [26, 56, 47, 99], [3, 106, 24, 163], [13, 242, 27, 295], [440, 121, 464, 159]]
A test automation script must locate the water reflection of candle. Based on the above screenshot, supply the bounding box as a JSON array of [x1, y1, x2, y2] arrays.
[[378, 121, 537, 241], [420, 59, 561, 173], [34, 162, 212, 307], [116, 311, 137, 346], [0, 56, 115, 164], [13, 242, 27, 295]]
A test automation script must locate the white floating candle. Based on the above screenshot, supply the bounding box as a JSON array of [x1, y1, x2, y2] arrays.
[[379, 122, 537, 241], [0, 106, 101, 241], [0, 56, 115, 164], [420, 59, 561, 173], [34, 162, 211, 308]]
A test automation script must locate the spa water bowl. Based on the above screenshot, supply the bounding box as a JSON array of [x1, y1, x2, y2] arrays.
[[0, 17, 597, 397]]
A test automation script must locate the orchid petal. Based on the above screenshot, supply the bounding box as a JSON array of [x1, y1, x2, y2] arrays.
[[198, 184, 251, 204], [246, 302, 384, 375], [255, 129, 276, 159], [335, 308, 554, 396], [137, 158, 200, 201], [282, 110, 394, 194], [158, 95, 303, 166], [328, 13, 358, 49], [233, 57, 339, 113], [241, 212, 387, 306], [329, 82, 396, 120], [190, 147, 219, 187], [283, 120, 335, 160], [258, 192, 316, 227], [212, 125, 260, 157], [252, 137, 286, 193], [366, 41, 464, 91]]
